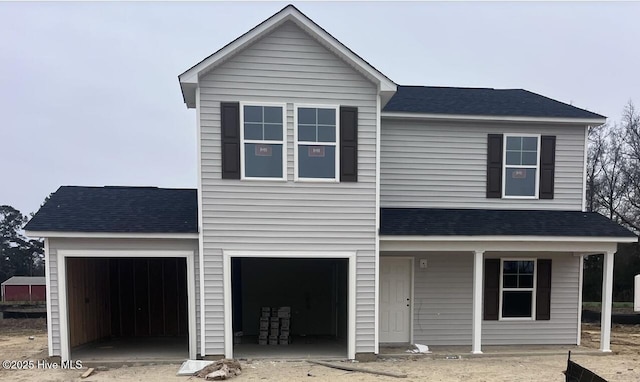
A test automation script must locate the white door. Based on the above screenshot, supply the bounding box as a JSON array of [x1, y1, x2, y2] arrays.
[[379, 257, 411, 343]]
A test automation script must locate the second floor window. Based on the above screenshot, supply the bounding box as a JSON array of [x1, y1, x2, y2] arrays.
[[241, 104, 286, 180], [295, 106, 339, 181], [503, 135, 540, 198]]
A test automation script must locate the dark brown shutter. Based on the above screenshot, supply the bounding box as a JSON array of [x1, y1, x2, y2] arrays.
[[483, 259, 500, 320], [486, 134, 503, 198], [539, 135, 556, 199], [536, 259, 552, 320], [221, 102, 240, 179], [340, 106, 358, 182]]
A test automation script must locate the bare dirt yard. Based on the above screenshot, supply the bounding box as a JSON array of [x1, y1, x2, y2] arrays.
[[1, 319, 640, 382]]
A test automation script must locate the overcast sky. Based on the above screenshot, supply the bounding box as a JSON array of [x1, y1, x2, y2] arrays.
[[1, 1, 639, 216]]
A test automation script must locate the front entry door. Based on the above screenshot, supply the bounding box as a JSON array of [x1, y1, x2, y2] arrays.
[[379, 257, 411, 343]]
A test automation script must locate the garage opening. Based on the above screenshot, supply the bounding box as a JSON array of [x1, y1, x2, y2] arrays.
[[66, 257, 189, 361], [232, 258, 348, 358]]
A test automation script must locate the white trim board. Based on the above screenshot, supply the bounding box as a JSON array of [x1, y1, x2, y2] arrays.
[[44, 238, 53, 356], [380, 239, 620, 254], [222, 251, 357, 360], [196, 86, 207, 357], [26, 231, 199, 240], [56, 249, 197, 361], [380, 235, 637, 243]]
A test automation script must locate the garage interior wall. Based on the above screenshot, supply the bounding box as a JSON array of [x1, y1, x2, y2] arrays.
[[67, 257, 188, 349], [67, 258, 111, 348], [233, 258, 347, 339]]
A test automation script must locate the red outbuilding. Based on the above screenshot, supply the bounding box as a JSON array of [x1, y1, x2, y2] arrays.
[[1, 276, 46, 302]]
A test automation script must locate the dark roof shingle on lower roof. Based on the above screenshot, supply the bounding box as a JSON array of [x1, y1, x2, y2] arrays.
[[24, 186, 197, 234], [383, 86, 605, 119], [380, 208, 636, 238]]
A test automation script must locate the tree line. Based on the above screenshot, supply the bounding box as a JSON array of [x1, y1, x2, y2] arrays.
[[0, 205, 45, 284], [585, 101, 640, 302]]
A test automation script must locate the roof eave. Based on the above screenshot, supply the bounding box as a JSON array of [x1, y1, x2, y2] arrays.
[[178, 5, 396, 108], [381, 111, 607, 126], [379, 235, 638, 243], [25, 231, 199, 240]]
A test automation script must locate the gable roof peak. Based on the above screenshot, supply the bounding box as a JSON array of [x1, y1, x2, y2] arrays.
[[178, 4, 396, 108]]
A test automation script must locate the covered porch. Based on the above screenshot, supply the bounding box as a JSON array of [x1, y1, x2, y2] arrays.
[[378, 208, 637, 355]]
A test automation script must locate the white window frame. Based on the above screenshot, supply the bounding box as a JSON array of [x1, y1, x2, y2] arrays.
[[239, 102, 287, 181], [499, 258, 537, 321], [502, 134, 541, 199], [294, 104, 340, 182]]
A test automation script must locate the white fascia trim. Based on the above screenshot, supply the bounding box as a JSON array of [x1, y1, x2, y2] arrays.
[[178, 6, 396, 104], [581, 126, 589, 212], [44, 238, 53, 357], [381, 111, 606, 125], [25, 231, 199, 240], [379, 235, 638, 243], [374, 94, 381, 354], [196, 88, 207, 357]]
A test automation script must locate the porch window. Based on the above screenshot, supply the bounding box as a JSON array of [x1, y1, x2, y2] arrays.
[[241, 104, 286, 180], [295, 106, 339, 181], [500, 260, 535, 319]]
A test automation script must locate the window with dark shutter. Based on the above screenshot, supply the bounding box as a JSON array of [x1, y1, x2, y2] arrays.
[[539, 136, 556, 199], [221, 102, 240, 179], [483, 259, 500, 320], [536, 259, 552, 320], [340, 106, 358, 182], [486, 134, 503, 198]]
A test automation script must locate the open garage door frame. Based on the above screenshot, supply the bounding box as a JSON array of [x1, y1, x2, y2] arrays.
[[223, 251, 356, 359], [57, 249, 197, 361]]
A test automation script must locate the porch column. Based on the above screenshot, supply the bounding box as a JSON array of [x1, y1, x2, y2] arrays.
[[600, 251, 615, 352], [471, 250, 484, 354]]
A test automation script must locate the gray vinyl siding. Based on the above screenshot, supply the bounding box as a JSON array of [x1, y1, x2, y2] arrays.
[[46, 238, 199, 357], [199, 20, 378, 355], [380, 119, 586, 210], [382, 252, 580, 346]]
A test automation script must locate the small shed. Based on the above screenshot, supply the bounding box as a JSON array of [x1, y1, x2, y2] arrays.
[[1, 276, 46, 302]]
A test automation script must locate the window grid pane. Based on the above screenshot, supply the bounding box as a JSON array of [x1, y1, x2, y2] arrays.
[[298, 108, 336, 144], [244, 106, 283, 142]]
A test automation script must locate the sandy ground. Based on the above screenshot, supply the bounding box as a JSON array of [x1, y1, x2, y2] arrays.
[[1, 319, 639, 382]]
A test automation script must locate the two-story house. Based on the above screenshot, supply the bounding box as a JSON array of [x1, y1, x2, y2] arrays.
[[25, 5, 636, 362]]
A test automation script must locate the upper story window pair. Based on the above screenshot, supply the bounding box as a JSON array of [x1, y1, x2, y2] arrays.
[[487, 134, 556, 200], [240, 104, 338, 181], [220, 102, 357, 182]]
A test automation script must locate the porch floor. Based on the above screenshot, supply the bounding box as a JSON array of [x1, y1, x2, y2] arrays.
[[72, 336, 189, 363], [234, 335, 347, 359], [380, 344, 607, 358]]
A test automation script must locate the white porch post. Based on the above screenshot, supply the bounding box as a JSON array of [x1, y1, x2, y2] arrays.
[[471, 250, 484, 354], [600, 251, 615, 352]]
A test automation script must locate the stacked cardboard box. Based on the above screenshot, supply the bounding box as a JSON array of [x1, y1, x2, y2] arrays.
[[258, 306, 291, 345]]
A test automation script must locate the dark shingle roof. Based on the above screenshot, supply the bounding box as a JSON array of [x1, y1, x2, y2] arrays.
[[383, 86, 605, 119], [380, 208, 636, 238], [24, 186, 197, 234]]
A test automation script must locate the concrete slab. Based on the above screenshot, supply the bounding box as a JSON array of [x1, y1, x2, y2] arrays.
[[379, 344, 609, 359], [72, 336, 188, 366], [234, 335, 347, 360]]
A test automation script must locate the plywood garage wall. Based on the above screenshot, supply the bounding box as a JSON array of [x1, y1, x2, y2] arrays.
[[109, 258, 188, 337], [67, 258, 111, 348]]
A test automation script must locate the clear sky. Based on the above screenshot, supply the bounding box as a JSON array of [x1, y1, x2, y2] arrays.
[[1, 1, 639, 216]]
